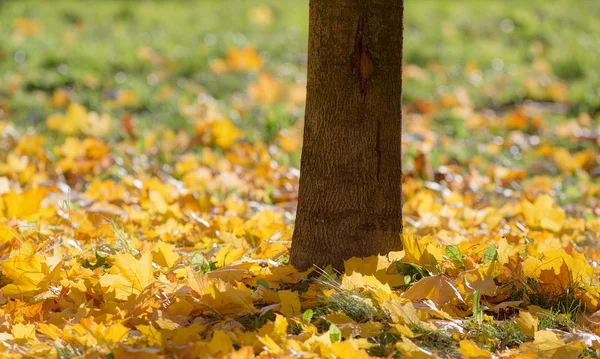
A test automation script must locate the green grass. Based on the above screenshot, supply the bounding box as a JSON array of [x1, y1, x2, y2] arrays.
[[316, 270, 381, 323], [367, 331, 401, 358], [403, 0, 600, 112], [0, 0, 308, 134], [2, 0, 599, 139], [411, 326, 460, 358], [465, 320, 530, 352], [538, 309, 579, 331]]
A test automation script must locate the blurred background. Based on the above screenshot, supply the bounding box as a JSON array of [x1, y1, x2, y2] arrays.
[[2, 2, 600, 357], [1, 0, 599, 175]]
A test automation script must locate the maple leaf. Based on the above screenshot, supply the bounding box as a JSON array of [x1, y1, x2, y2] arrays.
[[99, 252, 155, 300], [1, 243, 61, 298], [516, 311, 539, 337], [278, 289, 301, 318], [186, 267, 255, 315], [401, 233, 442, 272], [344, 255, 406, 288], [458, 340, 492, 359], [521, 194, 566, 232], [225, 46, 263, 71], [3, 188, 47, 219], [401, 275, 465, 307], [521, 330, 586, 358], [396, 336, 439, 359]]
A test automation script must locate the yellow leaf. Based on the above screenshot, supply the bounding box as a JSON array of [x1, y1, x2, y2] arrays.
[[516, 311, 539, 337], [278, 129, 302, 153], [401, 275, 464, 307], [523, 249, 593, 284], [186, 267, 255, 315], [149, 190, 169, 215], [344, 255, 405, 288], [208, 330, 233, 356], [211, 119, 242, 150], [278, 290, 301, 318], [390, 324, 415, 338], [359, 322, 384, 338], [382, 300, 424, 326], [48, 89, 70, 108], [116, 90, 140, 108], [0, 177, 9, 195], [259, 334, 283, 355], [4, 187, 46, 219], [226, 46, 263, 72], [341, 272, 393, 301], [538, 260, 572, 291], [102, 323, 130, 343], [214, 244, 246, 267], [167, 297, 194, 317], [522, 330, 586, 359], [153, 241, 180, 268], [49, 103, 86, 134], [80, 111, 112, 137], [1, 244, 56, 298], [273, 314, 288, 337], [170, 323, 203, 346], [231, 346, 255, 359], [137, 325, 163, 346], [186, 267, 212, 295], [505, 354, 541, 359], [14, 17, 44, 37], [46, 103, 113, 137], [248, 73, 282, 104], [37, 324, 64, 341], [401, 233, 442, 270], [459, 340, 492, 359], [396, 336, 438, 359], [12, 323, 36, 343], [521, 194, 565, 232], [210, 58, 228, 74], [553, 147, 575, 173], [248, 5, 273, 27], [331, 341, 372, 359], [111, 345, 163, 359], [99, 252, 155, 300]]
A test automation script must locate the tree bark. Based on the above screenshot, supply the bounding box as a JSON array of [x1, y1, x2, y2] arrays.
[[291, 0, 404, 271]]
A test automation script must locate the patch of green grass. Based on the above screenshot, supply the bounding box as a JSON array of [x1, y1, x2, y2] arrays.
[[537, 310, 579, 332], [320, 291, 379, 323], [56, 347, 76, 359], [81, 251, 108, 270], [431, 111, 470, 140], [316, 270, 380, 323], [581, 347, 600, 358], [238, 310, 276, 331], [411, 326, 459, 358], [465, 320, 530, 352], [298, 304, 331, 334], [367, 331, 400, 358], [2, 0, 600, 137], [0, 0, 309, 136]]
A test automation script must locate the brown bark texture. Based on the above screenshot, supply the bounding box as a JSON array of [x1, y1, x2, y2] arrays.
[[290, 0, 404, 271]]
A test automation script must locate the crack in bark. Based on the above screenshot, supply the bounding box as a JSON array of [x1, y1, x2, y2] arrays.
[[352, 16, 380, 181], [376, 118, 382, 181], [352, 16, 374, 94]]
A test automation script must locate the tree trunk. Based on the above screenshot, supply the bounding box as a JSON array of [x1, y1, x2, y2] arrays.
[[291, 0, 404, 271]]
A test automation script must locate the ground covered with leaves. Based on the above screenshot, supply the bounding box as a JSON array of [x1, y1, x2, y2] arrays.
[[1, 1, 600, 358]]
